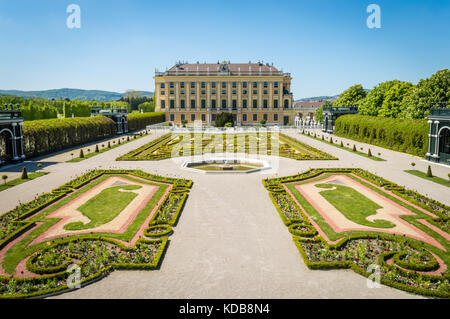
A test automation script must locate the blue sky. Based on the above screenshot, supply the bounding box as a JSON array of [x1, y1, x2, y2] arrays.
[[0, 0, 448, 98]]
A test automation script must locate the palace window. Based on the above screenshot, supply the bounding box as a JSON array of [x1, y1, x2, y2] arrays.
[[273, 99, 278, 108], [201, 82, 206, 88], [263, 114, 268, 121], [253, 99, 257, 108], [160, 83, 165, 89], [274, 90, 278, 95], [274, 114, 278, 121], [180, 90, 185, 95], [180, 100, 185, 108], [201, 99, 206, 109], [274, 82, 278, 88], [191, 90, 195, 95], [160, 91, 165, 95], [222, 90, 226, 95], [211, 89, 216, 95], [242, 82, 248, 88], [243, 90, 248, 95], [211, 99, 216, 108], [253, 114, 257, 121], [242, 114, 247, 121], [242, 99, 247, 108], [170, 100, 175, 109], [170, 114, 174, 121], [253, 90, 257, 95], [222, 82, 227, 88], [232, 90, 236, 95], [191, 82, 196, 88], [221, 99, 227, 109], [201, 114, 206, 121], [212, 114, 216, 121], [232, 100, 237, 108], [170, 90, 174, 95], [211, 82, 216, 88], [170, 82, 174, 88], [253, 82, 258, 88], [181, 114, 185, 121], [191, 99, 196, 108], [263, 100, 268, 108], [284, 99, 289, 108], [180, 82, 185, 88], [201, 90, 206, 95], [161, 100, 165, 109], [263, 82, 268, 88], [263, 90, 268, 95], [232, 82, 237, 88], [191, 114, 195, 121]]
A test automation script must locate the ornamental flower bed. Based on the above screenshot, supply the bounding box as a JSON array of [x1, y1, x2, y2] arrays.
[[116, 132, 337, 161], [0, 169, 191, 298], [264, 168, 450, 298]]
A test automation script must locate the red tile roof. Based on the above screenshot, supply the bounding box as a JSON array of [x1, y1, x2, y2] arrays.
[[164, 62, 284, 76]]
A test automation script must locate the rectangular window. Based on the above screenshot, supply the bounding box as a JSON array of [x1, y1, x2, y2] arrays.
[[232, 100, 237, 108], [253, 90, 257, 95], [181, 114, 185, 121], [201, 90, 206, 95], [253, 114, 257, 121], [191, 114, 195, 121], [232, 90, 236, 95], [263, 100, 268, 108], [242, 99, 247, 108], [274, 113, 278, 121], [191, 90, 195, 95], [201, 114, 206, 121], [160, 91, 165, 95], [180, 82, 185, 89], [222, 90, 226, 95], [232, 82, 237, 88], [284, 99, 289, 108], [253, 99, 257, 108], [243, 90, 247, 95], [274, 90, 278, 95], [222, 99, 227, 109], [170, 100, 175, 109], [263, 90, 268, 95], [160, 83, 165, 89], [211, 82, 216, 88], [191, 99, 196, 108], [273, 99, 278, 108], [170, 82, 174, 88], [212, 114, 216, 121], [274, 82, 279, 88], [242, 82, 248, 88], [170, 114, 174, 121], [180, 100, 185, 108], [253, 82, 257, 88], [170, 90, 174, 95], [222, 82, 227, 88], [201, 82, 206, 88], [161, 100, 165, 109], [211, 99, 216, 108], [242, 114, 247, 121], [191, 82, 195, 88], [212, 89, 216, 95], [201, 99, 206, 109], [264, 82, 268, 88], [263, 114, 268, 121], [180, 90, 185, 95]]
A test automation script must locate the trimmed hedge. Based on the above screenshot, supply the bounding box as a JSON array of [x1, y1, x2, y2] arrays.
[[334, 115, 428, 156], [23, 116, 116, 157], [127, 112, 165, 131]]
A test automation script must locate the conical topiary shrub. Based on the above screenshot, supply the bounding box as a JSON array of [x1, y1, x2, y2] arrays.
[[426, 165, 433, 177], [340, 141, 344, 147], [21, 167, 28, 179], [108, 141, 111, 148], [352, 144, 357, 152], [127, 136, 130, 142], [95, 145, 100, 153], [79, 149, 84, 158], [368, 149, 372, 157]]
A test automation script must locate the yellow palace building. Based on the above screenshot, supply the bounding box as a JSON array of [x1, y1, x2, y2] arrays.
[[153, 61, 295, 125]]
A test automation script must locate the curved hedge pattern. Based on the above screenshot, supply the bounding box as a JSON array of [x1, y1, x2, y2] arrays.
[[334, 115, 428, 156]]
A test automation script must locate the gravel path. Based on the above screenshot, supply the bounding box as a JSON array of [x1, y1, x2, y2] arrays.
[[1, 128, 448, 298]]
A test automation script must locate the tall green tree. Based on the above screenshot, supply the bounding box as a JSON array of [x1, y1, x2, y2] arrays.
[[399, 69, 449, 119], [378, 81, 413, 118], [334, 84, 367, 107], [358, 80, 402, 116]]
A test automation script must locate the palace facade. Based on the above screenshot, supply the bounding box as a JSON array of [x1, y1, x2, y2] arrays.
[[154, 62, 295, 125]]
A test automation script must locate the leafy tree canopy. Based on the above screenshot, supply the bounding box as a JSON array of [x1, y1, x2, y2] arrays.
[[358, 80, 403, 116], [378, 81, 413, 118], [333, 84, 367, 107]]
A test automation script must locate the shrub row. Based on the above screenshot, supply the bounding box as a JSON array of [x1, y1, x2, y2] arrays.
[[334, 115, 428, 156], [127, 112, 165, 131], [23, 116, 116, 157]]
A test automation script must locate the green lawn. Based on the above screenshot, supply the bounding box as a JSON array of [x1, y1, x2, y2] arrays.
[[405, 170, 450, 187], [300, 132, 385, 161], [64, 184, 142, 230], [315, 183, 395, 228], [0, 172, 49, 192]]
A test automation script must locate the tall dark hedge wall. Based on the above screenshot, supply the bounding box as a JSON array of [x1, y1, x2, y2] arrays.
[[23, 116, 116, 157], [334, 115, 428, 156]]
